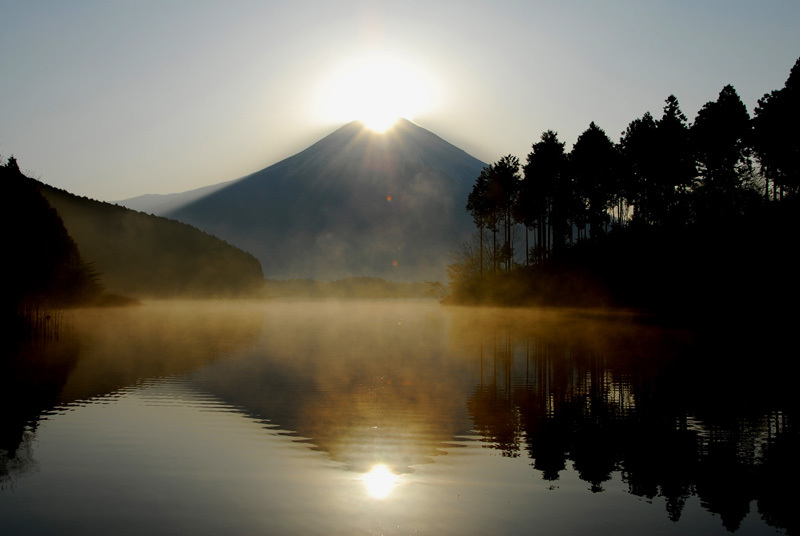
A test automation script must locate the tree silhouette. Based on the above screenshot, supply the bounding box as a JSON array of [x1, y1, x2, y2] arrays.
[[451, 56, 800, 317], [492, 155, 522, 272], [655, 95, 695, 225], [467, 166, 496, 274], [570, 122, 619, 239], [753, 57, 800, 198], [467, 156, 521, 273], [518, 131, 570, 263], [620, 112, 660, 225], [691, 85, 757, 220], [620, 96, 695, 227]]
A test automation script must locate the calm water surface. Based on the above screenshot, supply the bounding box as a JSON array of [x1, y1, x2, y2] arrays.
[[1, 300, 795, 535]]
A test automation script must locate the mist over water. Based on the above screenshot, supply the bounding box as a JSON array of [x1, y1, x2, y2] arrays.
[[1, 300, 795, 535]]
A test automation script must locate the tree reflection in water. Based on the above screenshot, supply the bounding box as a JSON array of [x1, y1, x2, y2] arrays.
[[1, 302, 796, 534], [0, 301, 265, 489], [459, 307, 797, 533]]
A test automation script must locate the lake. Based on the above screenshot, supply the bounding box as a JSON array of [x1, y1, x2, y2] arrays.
[[1, 300, 795, 535]]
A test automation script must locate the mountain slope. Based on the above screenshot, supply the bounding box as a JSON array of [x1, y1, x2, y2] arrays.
[[115, 179, 236, 215], [38, 182, 264, 297], [167, 119, 486, 281]]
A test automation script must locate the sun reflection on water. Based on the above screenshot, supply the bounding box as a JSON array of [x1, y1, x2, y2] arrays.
[[362, 464, 400, 499]]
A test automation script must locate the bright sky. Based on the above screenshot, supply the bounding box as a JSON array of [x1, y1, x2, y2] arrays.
[[1, 1, 798, 201]]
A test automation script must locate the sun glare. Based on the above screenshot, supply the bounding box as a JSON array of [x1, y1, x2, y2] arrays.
[[320, 53, 438, 132], [362, 464, 400, 499]]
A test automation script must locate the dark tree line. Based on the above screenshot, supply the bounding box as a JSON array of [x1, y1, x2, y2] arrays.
[[466, 57, 799, 269], [457, 57, 800, 312]]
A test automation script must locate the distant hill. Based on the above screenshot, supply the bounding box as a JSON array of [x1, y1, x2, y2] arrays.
[[115, 179, 236, 215], [159, 119, 486, 281], [37, 181, 264, 298]]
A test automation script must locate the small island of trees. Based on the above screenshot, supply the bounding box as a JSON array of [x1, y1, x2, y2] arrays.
[[450, 56, 800, 325]]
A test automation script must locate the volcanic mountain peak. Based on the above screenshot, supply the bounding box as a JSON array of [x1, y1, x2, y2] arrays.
[[155, 120, 485, 281]]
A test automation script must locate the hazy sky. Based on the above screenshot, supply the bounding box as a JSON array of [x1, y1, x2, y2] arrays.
[[2, 0, 798, 201]]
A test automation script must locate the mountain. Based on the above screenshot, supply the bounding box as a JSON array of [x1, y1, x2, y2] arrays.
[[115, 179, 236, 215], [163, 119, 486, 281], [37, 181, 265, 298]]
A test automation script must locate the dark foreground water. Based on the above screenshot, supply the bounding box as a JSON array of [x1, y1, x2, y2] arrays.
[[1, 300, 796, 535]]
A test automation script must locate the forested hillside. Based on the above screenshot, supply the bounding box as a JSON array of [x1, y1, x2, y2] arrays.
[[3, 158, 264, 304], [37, 181, 265, 298], [1, 158, 102, 338]]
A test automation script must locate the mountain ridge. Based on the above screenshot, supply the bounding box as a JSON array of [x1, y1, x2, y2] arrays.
[[115, 179, 237, 215]]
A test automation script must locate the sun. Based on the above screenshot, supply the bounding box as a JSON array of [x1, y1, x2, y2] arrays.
[[319, 53, 438, 132]]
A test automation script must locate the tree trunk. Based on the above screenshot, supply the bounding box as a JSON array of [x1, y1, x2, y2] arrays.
[[479, 226, 484, 275], [525, 227, 529, 267], [492, 230, 497, 274]]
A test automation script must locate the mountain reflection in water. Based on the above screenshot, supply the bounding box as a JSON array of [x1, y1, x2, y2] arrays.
[[1, 300, 796, 535]]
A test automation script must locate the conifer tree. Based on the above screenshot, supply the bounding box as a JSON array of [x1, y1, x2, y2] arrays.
[[753, 57, 800, 198], [691, 85, 756, 220], [570, 123, 619, 239]]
